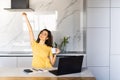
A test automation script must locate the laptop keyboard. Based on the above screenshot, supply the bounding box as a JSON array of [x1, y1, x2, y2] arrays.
[[49, 70, 58, 75]]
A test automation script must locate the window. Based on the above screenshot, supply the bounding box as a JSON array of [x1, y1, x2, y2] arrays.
[[22, 11, 57, 32]]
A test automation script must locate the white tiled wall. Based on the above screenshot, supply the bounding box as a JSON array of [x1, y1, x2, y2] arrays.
[[87, 0, 120, 80], [87, 8, 109, 28], [111, 0, 120, 7], [110, 55, 120, 80], [87, 28, 109, 66], [88, 67, 109, 80], [87, 0, 110, 7], [110, 8, 120, 79], [86, 0, 110, 80], [110, 0, 120, 80], [111, 8, 120, 55]]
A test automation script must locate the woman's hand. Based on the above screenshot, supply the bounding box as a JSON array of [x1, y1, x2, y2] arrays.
[[55, 48, 60, 54], [50, 48, 60, 65]]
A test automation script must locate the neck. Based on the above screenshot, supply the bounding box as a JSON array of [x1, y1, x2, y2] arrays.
[[39, 40, 45, 45]]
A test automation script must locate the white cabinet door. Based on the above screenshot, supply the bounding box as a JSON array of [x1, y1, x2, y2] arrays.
[[0, 57, 17, 68], [17, 57, 32, 68], [87, 28, 109, 66]]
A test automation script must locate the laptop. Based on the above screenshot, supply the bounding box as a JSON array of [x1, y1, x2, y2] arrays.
[[49, 56, 84, 75]]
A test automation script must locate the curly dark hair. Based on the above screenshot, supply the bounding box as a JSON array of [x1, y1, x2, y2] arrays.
[[36, 29, 53, 47]]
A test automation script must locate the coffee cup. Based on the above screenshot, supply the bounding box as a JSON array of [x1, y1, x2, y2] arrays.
[[52, 48, 56, 54]]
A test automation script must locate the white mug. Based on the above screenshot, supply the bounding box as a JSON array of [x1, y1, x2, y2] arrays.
[[51, 48, 56, 54]]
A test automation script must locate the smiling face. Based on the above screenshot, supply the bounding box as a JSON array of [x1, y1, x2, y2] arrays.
[[36, 29, 53, 47], [39, 30, 48, 41]]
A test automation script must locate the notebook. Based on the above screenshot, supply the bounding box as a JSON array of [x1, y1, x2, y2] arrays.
[[49, 56, 84, 75]]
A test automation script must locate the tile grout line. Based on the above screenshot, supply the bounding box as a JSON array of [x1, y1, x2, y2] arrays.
[[109, 0, 111, 80]]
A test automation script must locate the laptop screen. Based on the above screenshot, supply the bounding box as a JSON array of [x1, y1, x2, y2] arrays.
[[56, 56, 84, 75]]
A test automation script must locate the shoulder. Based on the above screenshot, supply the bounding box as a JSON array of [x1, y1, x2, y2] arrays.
[[46, 45, 52, 48], [31, 40, 38, 47], [31, 40, 37, 44], [45, 45, 52, 50]]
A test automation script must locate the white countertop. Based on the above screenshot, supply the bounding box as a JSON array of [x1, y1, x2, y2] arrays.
[[0, 68, 94, 77], [0, 51, 86, 57]]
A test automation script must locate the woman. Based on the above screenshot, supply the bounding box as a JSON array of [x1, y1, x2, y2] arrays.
[[22, 12, 60, 69]]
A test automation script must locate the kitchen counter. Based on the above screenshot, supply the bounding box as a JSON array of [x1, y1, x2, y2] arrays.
[[0, 51, 32, 57], [0, 68, 96, 80], [0, 51, 85, 57], [0, 68, 94, 77]]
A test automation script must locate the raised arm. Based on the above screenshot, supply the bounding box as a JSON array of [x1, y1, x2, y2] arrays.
[[22, 12, 35, 42]]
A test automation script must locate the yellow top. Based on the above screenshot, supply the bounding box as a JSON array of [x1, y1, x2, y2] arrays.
[[31, 40, 53, 69]]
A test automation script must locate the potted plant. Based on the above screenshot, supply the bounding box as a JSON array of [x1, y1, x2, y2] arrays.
[[59, 36, 70, 53]]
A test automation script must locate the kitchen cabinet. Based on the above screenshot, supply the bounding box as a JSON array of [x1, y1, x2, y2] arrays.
[[0, 52, 86, 68], [0, 56, 32, 68], [17, 57, 32, 68], [0, 57, 17, 68]]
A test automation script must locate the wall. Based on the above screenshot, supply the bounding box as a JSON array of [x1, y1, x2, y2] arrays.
[[0, 0, 84, 52], [110, 0, 120, 80], [87, 0, 120, 80], [86, 0, 110, 80]]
